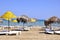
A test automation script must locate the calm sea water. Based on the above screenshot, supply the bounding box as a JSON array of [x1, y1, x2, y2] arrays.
[[0, 19, 60, 27], [0, 20, 44, 27]]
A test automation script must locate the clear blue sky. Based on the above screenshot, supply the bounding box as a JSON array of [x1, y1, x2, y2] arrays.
[[0, 0, 60, 19]]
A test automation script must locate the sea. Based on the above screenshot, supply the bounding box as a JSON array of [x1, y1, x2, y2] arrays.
[[0, 19, 44, 27], [0, 19, 60, 27]]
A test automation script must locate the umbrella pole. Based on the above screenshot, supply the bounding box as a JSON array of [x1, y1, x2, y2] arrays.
[[8, 20, 10, 32], [49, 24, 52, 30], [8, 20, 9, 27], [23, 23, 24, 29]]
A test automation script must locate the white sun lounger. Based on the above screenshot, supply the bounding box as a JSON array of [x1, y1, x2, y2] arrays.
[[24, 27, 30, 31], [0, 31, 21, 35], [18, 27, 30, 31], [45, 28, 54, 34], [8, 31, 21, 35], [0, 32, 8, 34], [54, 31, 60, 34]]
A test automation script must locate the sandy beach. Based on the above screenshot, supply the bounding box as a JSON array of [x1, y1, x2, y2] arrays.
[[0, 26, 60, 40]]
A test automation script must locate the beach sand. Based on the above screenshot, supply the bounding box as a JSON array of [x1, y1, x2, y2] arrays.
[[0, 26, 60, 40]]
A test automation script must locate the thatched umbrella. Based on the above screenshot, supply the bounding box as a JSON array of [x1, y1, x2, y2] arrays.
[[16, 15, 30, 29], [16, 15, 37, 30], [48, 16, 59, 22], [44, 16, 60, 30]]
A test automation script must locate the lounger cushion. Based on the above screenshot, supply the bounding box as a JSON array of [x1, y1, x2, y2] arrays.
[[0, 31, 21, 35], [54, 31, 60, 34], [45, 28, 54, 34]]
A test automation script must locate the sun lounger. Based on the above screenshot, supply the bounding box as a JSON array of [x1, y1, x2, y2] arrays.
[[24, 27, 30, 31], [54, 31, 60, 34], [0, 31, 21, 35], [45, 28, 54, 34], [8, 31, 21, 35], [0, 30, 8, 34], [13, 27, 30, 31], [0, 32, 8, 34]]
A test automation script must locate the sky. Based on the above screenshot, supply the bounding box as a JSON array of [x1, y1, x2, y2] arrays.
[[0, 0, 60, 19]]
